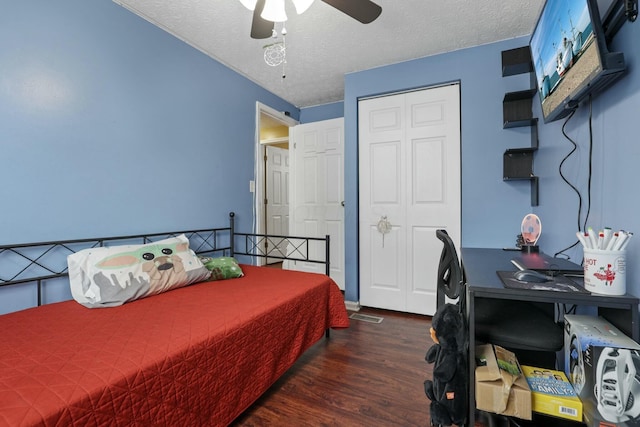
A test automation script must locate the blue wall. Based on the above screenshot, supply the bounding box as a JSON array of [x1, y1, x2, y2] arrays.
[[3, 0, 639, 312], [299, 101, 343, 123], [341, 21, 640, 302], [342, 38, 535, 301], [534, 18, 639, 265], [0, 0, 298, 313]]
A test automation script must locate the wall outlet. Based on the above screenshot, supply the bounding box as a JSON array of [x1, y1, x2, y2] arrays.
[[249, 180, 255, 193]]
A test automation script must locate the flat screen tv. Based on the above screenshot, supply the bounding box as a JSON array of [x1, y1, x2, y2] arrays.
[[529, 0, 626, 123]]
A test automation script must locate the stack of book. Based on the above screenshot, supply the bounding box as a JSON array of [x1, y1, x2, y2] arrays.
[[521, 365, 582, 422]]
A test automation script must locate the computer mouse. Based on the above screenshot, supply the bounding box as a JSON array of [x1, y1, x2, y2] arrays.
[[514, 269, 551, 283]]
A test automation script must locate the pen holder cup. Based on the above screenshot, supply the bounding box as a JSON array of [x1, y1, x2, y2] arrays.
[[583, 248, 626, 295]]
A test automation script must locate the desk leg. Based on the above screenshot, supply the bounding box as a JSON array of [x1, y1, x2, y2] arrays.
[[467, 287, 476, 426], [599, 305, 639, 341]]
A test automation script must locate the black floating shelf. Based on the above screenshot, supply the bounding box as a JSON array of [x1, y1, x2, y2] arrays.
[[530, 121, 539, 149], [503, 148, 536, 179], [502, 46, 534, 77], [503, 148, 539, 206], [503, 89, 537, 128], [501, 46, 539, 206]]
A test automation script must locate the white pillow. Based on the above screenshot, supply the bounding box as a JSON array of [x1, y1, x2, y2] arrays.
[[68, 234, 211, 308]]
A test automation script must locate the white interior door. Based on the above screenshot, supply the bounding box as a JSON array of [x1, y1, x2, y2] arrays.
[[266, 145, 289, 261], [358, 84, 461, 315], [288, 118, 345, 290]]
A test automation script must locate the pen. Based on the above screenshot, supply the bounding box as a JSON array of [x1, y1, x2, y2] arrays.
[[605, 232, 618, 250]]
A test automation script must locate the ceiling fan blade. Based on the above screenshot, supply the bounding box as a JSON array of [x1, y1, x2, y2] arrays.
[[321, 0, 382, 24], [250, 0, 274, 39]]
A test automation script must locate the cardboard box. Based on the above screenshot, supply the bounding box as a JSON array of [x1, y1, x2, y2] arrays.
[[521, 365, 582, 422], [475, 344, 532, 420], [564, 315, 640, 426]]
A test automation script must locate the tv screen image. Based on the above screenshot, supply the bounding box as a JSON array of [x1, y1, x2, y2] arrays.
[[530, 0, 625, 123]]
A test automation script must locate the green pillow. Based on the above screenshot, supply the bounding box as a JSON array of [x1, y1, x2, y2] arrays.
[[199, 256, 244, 281]]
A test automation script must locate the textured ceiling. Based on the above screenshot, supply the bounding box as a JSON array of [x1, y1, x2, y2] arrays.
[[113, 0, 545, 108]]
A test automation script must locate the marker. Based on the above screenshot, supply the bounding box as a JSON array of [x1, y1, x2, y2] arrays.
[[612, 231, 629, 251], [597, 231, 605, 249], [602, 228, 613, 250], [576, 231, 588, 248], [583, 232, 592, 249], [587, 227, 598, 249], [605, 232, 619, 250], [619, 232, 633, 251]]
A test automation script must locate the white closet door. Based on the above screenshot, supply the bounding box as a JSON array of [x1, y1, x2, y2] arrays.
[[288, 118, 345, 290], [358, 84, 461, 315]]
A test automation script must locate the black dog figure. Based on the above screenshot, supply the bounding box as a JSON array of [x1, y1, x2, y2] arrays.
[[424, 303, 468, 426]]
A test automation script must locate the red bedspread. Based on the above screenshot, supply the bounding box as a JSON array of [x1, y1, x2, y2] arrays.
[[0, 265, 349, 426]]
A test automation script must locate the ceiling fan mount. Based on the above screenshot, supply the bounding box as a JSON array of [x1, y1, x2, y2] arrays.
[[242, 0, 382, 39]]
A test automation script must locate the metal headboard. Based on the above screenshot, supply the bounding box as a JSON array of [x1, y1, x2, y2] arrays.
[[0, 212, 331, 307], [229, 213, 331, 277]]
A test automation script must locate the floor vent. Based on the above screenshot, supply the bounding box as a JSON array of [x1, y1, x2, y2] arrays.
[[349, 313, 384, 323]]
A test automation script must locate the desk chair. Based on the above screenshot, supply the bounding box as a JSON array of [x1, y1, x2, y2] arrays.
[[435, 229, 563, 367]]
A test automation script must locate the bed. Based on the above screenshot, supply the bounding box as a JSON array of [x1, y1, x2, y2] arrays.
[[0, 213, 349, 426]]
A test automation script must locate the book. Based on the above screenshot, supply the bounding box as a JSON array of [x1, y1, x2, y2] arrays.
[[521, 365, 583, 422]]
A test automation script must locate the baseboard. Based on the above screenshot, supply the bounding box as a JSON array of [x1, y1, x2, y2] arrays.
[[345, 300, 360, 312]]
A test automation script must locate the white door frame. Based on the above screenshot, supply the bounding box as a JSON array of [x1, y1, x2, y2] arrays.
[[253, 102, 298, 262]]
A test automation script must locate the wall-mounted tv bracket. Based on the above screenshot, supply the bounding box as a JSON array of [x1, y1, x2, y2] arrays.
[[627, 0, 639, 20], [603, 0, 638, 42]]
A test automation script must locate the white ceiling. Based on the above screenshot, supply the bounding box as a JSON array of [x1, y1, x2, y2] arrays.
[[113, 0, 545, 108]]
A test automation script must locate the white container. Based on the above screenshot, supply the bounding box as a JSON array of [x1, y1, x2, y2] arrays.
[[583, 248, 626, 295]]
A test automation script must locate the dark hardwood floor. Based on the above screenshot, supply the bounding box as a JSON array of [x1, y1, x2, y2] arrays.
[[232, 307, 433, 426]]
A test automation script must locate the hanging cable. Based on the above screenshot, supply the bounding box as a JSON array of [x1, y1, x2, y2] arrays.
[[583, 96, 594, 231], [555, 96, 595, 261], [559, 108, 581, 231], [555, 109, 581, 259]]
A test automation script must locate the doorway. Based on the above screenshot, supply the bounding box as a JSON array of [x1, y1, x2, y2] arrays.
[[253, 104, 345, 289], [254, 103, 297, 265]]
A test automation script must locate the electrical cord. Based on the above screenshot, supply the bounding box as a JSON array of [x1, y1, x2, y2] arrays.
[[554, 96, 594, 261], [554, 95, 593, 259], [554, 108, 581, 259], [584, 96, 594, 231], [559, 108, 581, 231]]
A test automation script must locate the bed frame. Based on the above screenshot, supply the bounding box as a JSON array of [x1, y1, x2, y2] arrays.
[[0, 213, 346, 426], [0, 212, 330, 308]]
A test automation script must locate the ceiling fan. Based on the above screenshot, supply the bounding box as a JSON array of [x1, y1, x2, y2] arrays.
[[239, 0, 382, 39]]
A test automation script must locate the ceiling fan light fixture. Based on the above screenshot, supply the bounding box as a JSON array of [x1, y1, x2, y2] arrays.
[[238, 0, 258, 11], [291, 0, 314, 14], [261, 0, 288, 22]]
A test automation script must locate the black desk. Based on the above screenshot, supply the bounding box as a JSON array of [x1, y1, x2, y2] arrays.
[[462, 247, 639, 425]]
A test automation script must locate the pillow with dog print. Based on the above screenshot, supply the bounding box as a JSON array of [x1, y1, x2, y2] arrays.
[[67, 234, 211, 308]]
